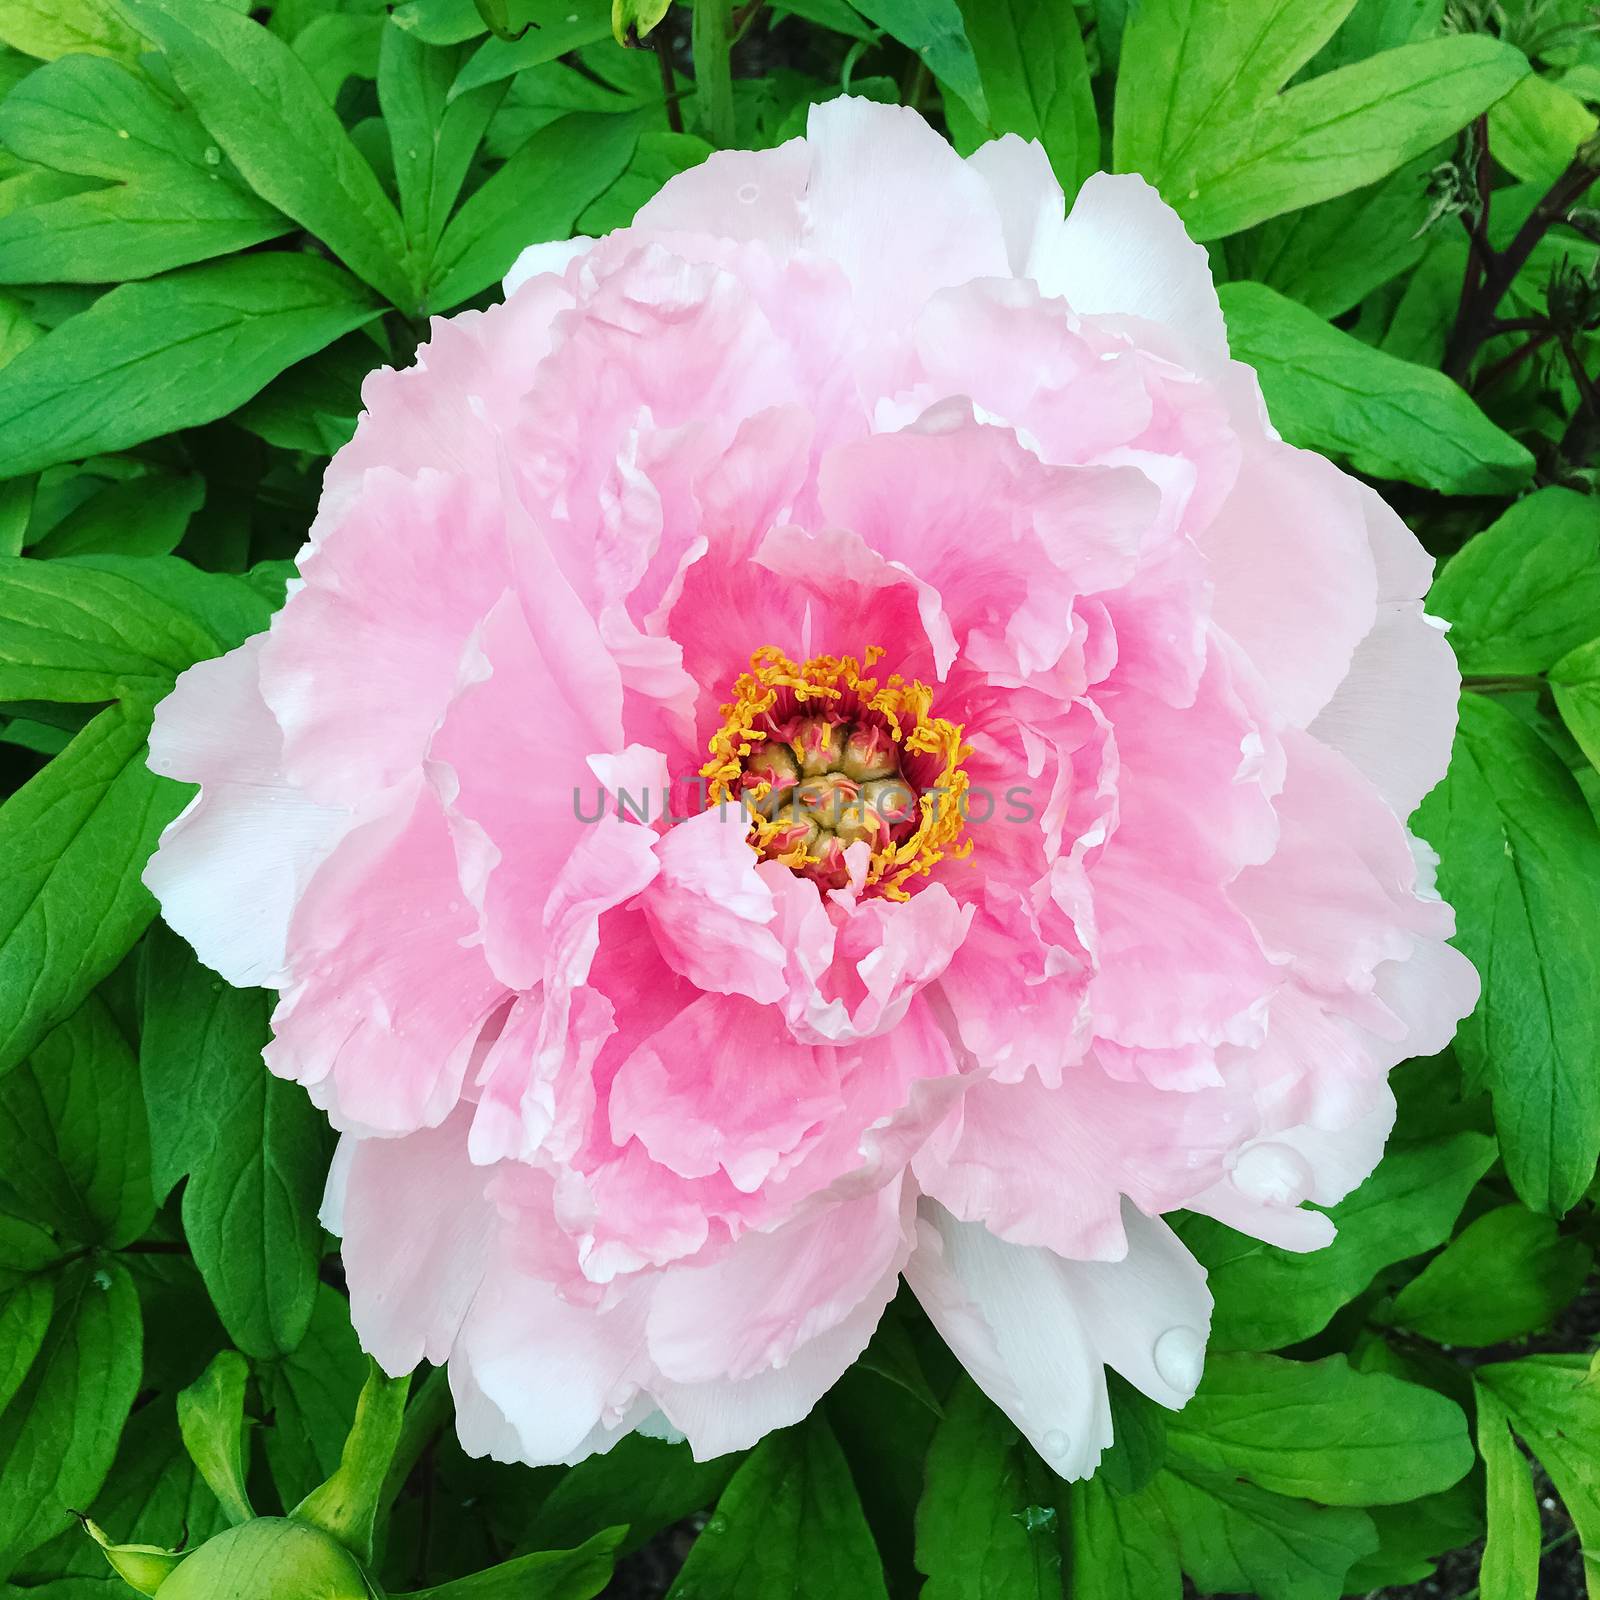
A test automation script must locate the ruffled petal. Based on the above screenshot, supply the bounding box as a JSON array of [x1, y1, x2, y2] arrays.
[[265, 780, 507, 1135], [145, 637, 352, 989], [639, 809, 789, 1005]]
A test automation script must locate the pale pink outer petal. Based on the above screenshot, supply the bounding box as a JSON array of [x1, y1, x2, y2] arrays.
[[1030, 172, 1230, 370], [801, 97, 1011, 327], [1200, 437, 1379, 728], [912, 1062, 1254, 1262], [635, 140, 811, 253], [328, 1107, 496, 1374], [259, 468, 513, 802], [1309, 486, 1459, 819], [265, 779, 507, 1135], [903, 1202, 1115, 1478], [644, 1178, 913, 1384], [651, 1264, 901, 1459], [1310, 603, 1460, 820], [144, 636, 352, 989], [504, 236, 592, 296], [964, 134, 1064, 277], [451, 1267, 652, 1467], [1054, 1202, 1213, 1408]]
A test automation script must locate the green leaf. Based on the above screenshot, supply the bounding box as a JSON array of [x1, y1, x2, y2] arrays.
[[667, 1414, 890, 1600], [232, 335, 370, 457], [1429, 488, 1600, 676], [427, 110, 637, 311], [293, 1361, 410, 1567], [139, 922, 332, 1360], [915, 1375, 1065, 1599], [451, 2, 616, 96], [577, 130, 714, 234], [613, 0, 671, 43], [114, 0, 417, 309], [1476, 1356, 1600, 1580], [0, 294, 39, 377], [1489, 71, 1597, 189], [378, 24, 504, 263], [1389, 1203, 1593, 1346], [1094, 1375, 1166, 1498], [853, 1306, 944, 1419], [1116, 0, 1527, 239], [1185, 38, 1528, 240], [1115, 0, 1355, 184], [175, 1351, 253, 1527], [1415, 693, 1600, 1215], [0, 1276, 53, 1419], [0, 254, 379, 479], [0, 1260, 142, 1576], [0, 1215, 63, 1291], [848, 0, 986, 118], [1341, 1480, 1483, 1592], [1225, 157, 1431, 319], [0, 995, 153, 1248], [1152, 1469, 1377, 1600], [0, 702, 185, 1079], [0, 0, 142, 61], [393, 1528, 625, 1600], [955, 0, 1097, 200], [290, 13, 384, 104], [257, 1283, 367, 1510], [24, 1396, 229, 1579], [1475, 1384, 1541, 1600], [1064, 1476, 1180, 1600], [1218, 280, 1534, 494], [1165, 1353, 1473, 1505], [1176, 1131, 1495, 1350], [527, 1433, 738, 1559], [1553, 636, 1600, 774], [391, 0, 491, 46], [0, 54, 289, 284], [26, 472, 201, 560], [0, 553, 272, 703]]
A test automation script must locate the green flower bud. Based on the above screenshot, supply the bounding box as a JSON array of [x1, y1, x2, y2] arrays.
[[155, 1518, 374, 1600]]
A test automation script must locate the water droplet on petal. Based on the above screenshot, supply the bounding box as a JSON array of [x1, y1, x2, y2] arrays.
[[736, 181, 760, 204], [1230, 1140, 1312, 1207], [1153, 1326, 1205, 1393], [1041, 1428, 1069, 1458]]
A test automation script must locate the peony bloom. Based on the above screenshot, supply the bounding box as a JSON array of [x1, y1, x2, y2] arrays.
[[145, 98, 1477, 1477]]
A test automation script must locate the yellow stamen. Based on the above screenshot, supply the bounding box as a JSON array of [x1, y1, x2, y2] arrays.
[[701, 646, 972, 898]]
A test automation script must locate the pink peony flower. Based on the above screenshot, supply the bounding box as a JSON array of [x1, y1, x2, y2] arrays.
[[145, 98, 1477, 1477]]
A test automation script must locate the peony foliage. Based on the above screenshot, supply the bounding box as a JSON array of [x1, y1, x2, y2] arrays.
[[0, 3, 1597, 1600]]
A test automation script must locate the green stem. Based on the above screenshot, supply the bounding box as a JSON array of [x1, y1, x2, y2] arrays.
[[692, 0, 736, 147], [1464, 674, 1547, 695]]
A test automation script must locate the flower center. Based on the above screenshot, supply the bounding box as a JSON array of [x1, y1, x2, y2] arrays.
[[702, 647, 972, 896]]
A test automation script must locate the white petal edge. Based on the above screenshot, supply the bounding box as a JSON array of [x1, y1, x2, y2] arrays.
[[1029, 171, 1230, 373]]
